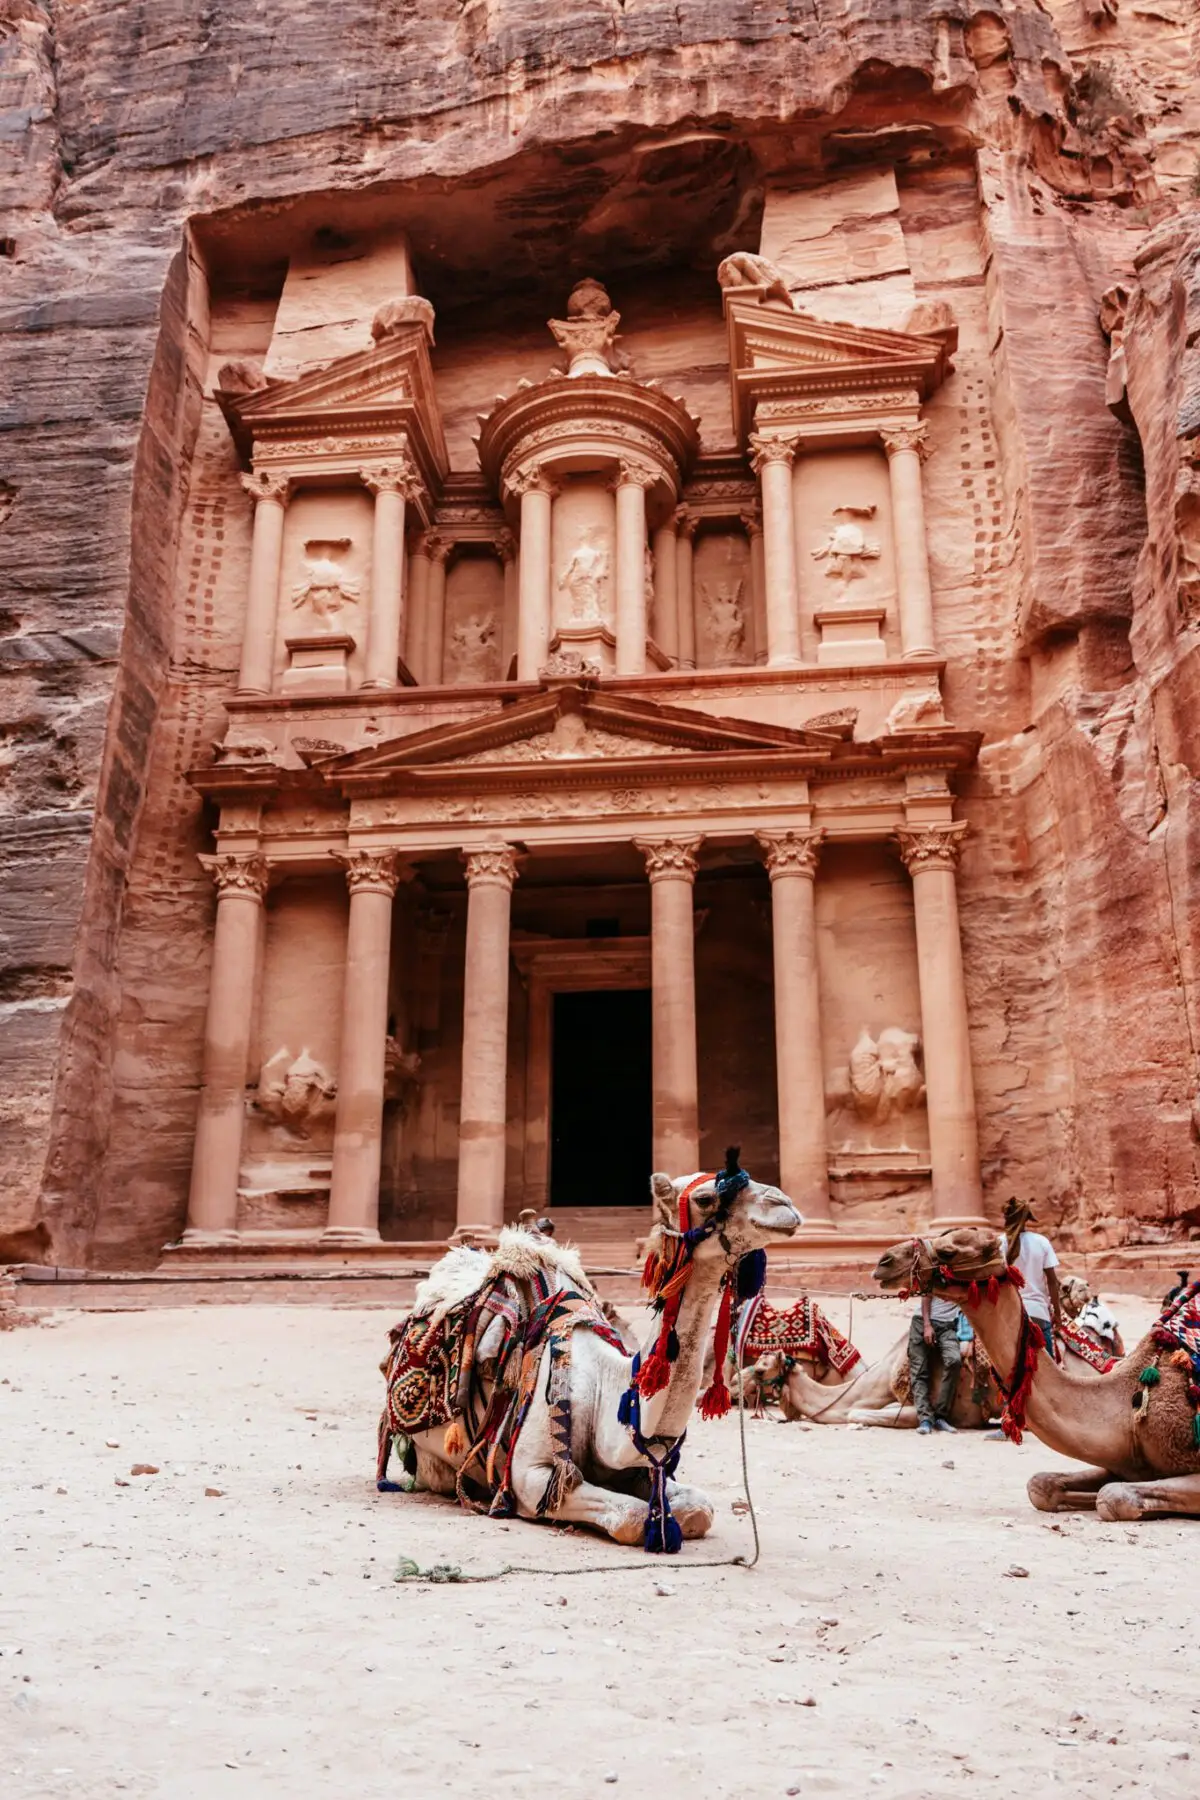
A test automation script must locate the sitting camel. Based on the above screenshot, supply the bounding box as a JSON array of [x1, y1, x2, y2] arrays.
[[767, 1329, 999, 1429], [384, 1152, 800, 1546], [873, 1228, 1200, 1520]]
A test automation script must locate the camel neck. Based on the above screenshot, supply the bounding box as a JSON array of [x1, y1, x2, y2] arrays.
[[636, 1256, 726, 1442], [964, 1283, 1130, 1464]]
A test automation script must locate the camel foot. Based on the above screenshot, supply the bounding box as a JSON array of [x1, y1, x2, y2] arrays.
[[1095, 1473, 1200, 1521], [1027, 1467, 1109, 1513], [1096, 1482, 1148, 1522], [667, 1481, 714, 1540]]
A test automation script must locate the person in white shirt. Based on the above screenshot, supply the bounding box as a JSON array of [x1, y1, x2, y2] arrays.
[[1003, 1197, 1062, 1359]]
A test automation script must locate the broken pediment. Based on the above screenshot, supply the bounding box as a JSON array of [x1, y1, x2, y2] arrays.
[[216, 325, 448, 497], [722, 290, 953, 448]]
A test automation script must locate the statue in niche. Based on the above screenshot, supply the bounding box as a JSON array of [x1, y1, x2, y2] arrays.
[[291, 539, 359, 624], [558, 532, 610, 624], [449, 613, 497, 683], [548, 279, 622, 377], [383, 1039, 421, 1115], [811, 506, 881, 592], [254, 1047, 338, 1139], [826, 1027, 925, 1127], [701, 579, 747, 664]]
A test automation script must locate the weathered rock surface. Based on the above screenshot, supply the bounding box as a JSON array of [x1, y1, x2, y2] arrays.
[[2, 1, 1199, 1263]]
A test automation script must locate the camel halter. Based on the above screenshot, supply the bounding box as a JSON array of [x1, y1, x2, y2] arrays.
[[896, 1236, 1038, 1441]]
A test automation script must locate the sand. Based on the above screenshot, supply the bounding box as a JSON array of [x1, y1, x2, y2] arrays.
[[2, 1291, 1196, 1799]]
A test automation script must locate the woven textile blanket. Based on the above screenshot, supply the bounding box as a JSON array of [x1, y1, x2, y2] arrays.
[[743, 1295, 862, 1375], [1059, 1318, 1116, 1373]]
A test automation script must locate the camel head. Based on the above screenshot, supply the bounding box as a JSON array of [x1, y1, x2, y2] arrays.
[[1059, 1274, 1092, 1319], [648, 1148, 801, 1268], [873, 1225, 1006, 1295]]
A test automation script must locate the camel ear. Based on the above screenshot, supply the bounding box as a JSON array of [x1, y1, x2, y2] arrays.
[[649, 1171, 676, 1229]]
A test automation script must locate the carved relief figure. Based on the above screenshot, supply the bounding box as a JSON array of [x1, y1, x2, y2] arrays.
[[827, 1027, 926, 1125], [701, 579, 747, 664], [716, 252, 794, 309], [254, 1047, 338, 1138], [811, 506, 881, 591], [383, 1039, 421, 1115], [291, 539, 359, 623], [558, 532, 610, 623], [449, 614, 497, 683], [885, 690, 945, 732]]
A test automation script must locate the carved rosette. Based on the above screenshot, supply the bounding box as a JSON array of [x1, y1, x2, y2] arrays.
[[462, 843, 520, 891], [360, 457, 423, 501], [201, 852, 270, 900], [757, 829, 824, 881], [894, 821, 968, 875], [334, 848, 405, 896], [748, 432, 800, 474], [241, 469, 292, 506], [635, 836, 703, 883], [881, 423, 931, 463]]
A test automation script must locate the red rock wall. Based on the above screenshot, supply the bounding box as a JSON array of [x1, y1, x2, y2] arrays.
[[2, 1, 1199, 1263]]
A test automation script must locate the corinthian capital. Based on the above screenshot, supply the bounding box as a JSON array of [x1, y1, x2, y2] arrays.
[[757, 829, 824, 881], [423, 531, 453, 567], [748, 431, 799, 474], [895, 821, 967, 874], [506, 463, 560, 502], [241, 469, 293, 505], [613, 457, 658, 491], [675, 505, 699, 543], [493, 527, 518, 564], [881, 422, 931, 462], [361, 457, 423, 500], [334, 848, 405, 896], [462, 843, 520, 891], [200, 852, 269, 899], [635, 836, 703, 883]]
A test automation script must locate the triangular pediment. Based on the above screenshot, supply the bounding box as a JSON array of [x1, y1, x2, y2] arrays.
[[322, 684, 841, 791], [216, 328, 448, 483]]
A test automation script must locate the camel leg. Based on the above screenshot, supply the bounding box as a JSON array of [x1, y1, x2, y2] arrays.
[[509, 1465, 651, 1545], [412, 1447, 458, 1496], [664, 1480, 715, 1539], [1027, 1467, 1111, 1513], [1095, 1473, 1200, 1522], [849, 1402, 919, 1428]]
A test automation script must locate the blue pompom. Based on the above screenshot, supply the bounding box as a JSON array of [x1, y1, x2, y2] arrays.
[[737, 1248, 768, 1300]]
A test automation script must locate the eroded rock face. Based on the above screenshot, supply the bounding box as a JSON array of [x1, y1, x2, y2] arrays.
[[2, 2, 1200, 1264]]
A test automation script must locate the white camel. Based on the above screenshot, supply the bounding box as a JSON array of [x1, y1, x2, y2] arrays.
[[399, 1162, 800, 1545]]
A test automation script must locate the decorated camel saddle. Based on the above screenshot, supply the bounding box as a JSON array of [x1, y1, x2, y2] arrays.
[[376, 1150, 802, 1550], [739, 1292, 861, 1377]]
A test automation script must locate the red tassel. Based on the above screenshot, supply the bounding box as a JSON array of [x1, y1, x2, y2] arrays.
[[637, 1338, 672, 1397], [987, 1276, 1000, 1305], [642, 1249, 658, 1291], [1007, 1264, 1025, 1289], [697, 1278, 735, 1420], [967, 1280, 980, 1308]]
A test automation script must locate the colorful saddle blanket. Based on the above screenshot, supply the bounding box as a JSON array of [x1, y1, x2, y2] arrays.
[[741, 1294, 861, 1375], [378, 1268, 625, 1519], [1059, 1318, 1116, 1373]]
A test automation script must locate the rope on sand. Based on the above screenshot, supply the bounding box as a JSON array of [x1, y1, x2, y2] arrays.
[[391, 1366, 762, 1585]]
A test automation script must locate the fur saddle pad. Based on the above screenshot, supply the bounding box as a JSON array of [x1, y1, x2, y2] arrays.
[[743, 1295, 861, 1375]]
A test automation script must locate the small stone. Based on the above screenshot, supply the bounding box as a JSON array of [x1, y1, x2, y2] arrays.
[[799, 1696, 817, 1707], [818, 1615, 838, 1626], [653, 1583, 673, 1597], [204, 1487, 225, 1498], [55, 1487, 67, 1496], [114, 1478, 130, 1487], [603, 1776, 618, 1785], [130, 1464, 159, 1477], [1005, 1565, 1030, 1579], [105, 1440, 119, 1449], [942, 1460, 955, 1469]]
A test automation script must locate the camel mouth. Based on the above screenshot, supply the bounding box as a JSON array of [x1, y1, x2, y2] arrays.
[[872, 1254, 906, 1290], [754, 1200, 802, 1239]]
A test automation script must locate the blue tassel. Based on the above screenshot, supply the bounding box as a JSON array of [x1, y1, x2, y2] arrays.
[[376, 1479, 404, 1493], [737, 1248, 768, 1300], [617, 1353, 640, 1429], [667, 1328, 680, 1360]]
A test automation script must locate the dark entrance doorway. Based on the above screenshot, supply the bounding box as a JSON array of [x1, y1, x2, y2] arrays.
[[550, 989, 652, 1206]]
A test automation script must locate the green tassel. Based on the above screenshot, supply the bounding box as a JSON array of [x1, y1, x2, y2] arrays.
[[1139, 1365, 1161, 1387], [1193, 1413, 1200, 1449]]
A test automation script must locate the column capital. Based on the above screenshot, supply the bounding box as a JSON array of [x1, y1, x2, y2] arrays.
[[493, 527, 518, 564], [200, 851, 269, 899], [360, 456, 423, 500], [757, 828, 825, 881], [463, 842, 520, 891], [612, 457, 658, 491], [881, 422, 931, 462], [423, 531, 454, 567], [675, 505, 699, 542], [740, 505, 763, 539], [895, 820, 967, 874], [241, 468, 293, 505], [334, 847, 405, 896], [506, 463, 560, 501], [635, 836, 703, 883], [748, 431, 800, 474]]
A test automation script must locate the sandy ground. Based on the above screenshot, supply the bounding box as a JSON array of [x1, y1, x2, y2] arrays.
[[3, 1291, 1197, 1800]]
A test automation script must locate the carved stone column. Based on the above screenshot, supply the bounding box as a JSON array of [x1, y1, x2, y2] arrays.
[[422, 533, 452, 686], [757, 830, 832, 1227], [742, 506, 767, 666], [325, 849, 404, 1244], [674, 508, 698, 670], [237, 470, 292, 695], [496, 528, 519, 680], [362, 459, 421, 690], [883, 424, 936, 659], [614, 459, 654, 677], [404, 535, 432, 679], [512, 467, 557, 680], [183, 853, 270, 1244], [652, 518, 679, 663], [895, 822, 984, 1226], [636, 837, 703, 1175], [749, 433, 802, 668], [455, 844, 520, 1239]]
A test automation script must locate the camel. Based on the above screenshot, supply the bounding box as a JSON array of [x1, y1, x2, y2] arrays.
[[767, 1329, 999, 1429], [873, 1227, 1200, 1520], [391, 1156, 801, 1545]]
